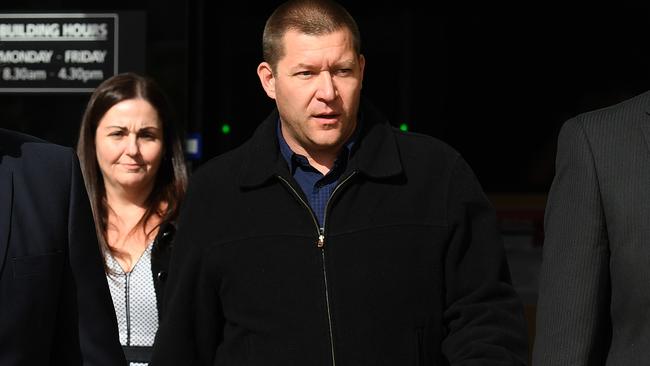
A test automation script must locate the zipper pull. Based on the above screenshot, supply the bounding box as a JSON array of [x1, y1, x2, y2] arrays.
[[317, 228, 325, 248]]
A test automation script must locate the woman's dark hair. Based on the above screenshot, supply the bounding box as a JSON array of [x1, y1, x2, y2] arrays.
[[76, 72, 187, 270]]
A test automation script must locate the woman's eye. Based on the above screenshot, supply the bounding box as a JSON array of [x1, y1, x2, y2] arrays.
[[139, 129, 159, 140]]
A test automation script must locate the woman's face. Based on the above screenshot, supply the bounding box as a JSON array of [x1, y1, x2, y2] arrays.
[[95, 98, 164, 195]]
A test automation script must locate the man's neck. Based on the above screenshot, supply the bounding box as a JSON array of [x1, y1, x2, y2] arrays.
[[302, 150, 339, 175], [280, 135, 343, 176]]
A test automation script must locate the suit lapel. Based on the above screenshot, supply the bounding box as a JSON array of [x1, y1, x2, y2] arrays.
[[0, 167, 12, 274]]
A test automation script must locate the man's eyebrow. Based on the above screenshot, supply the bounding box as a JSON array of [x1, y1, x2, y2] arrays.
[[289, 63, 316, 71], [288, 60, 357, 72], [334, 59, 356, 67]]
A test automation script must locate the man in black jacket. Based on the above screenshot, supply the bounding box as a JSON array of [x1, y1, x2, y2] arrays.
[[0, 128, 125, 365], [151, 0, 528, 364]]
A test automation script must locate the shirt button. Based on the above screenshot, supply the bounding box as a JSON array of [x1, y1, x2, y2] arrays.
[[157, 271, 167, 282]]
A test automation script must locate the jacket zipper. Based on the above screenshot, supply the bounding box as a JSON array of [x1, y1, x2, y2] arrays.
[[277, 171, 357, 366], [320, 172, 357, 247]]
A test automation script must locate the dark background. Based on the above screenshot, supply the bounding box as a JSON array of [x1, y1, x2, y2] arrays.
[[2, 2, 649, 194]]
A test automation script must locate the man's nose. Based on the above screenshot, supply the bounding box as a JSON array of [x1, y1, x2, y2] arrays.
[[315, 72, 337, 102]]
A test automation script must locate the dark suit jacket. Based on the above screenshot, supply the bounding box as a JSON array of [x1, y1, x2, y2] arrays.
[[0, 129, 126, 365], [533, 91, 650, 365]]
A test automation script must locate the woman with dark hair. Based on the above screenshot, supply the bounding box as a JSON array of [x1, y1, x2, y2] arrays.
[[76, 72, 187, 366]]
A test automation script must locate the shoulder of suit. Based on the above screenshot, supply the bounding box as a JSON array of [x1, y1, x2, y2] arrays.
[[0, 128, 75, 171], [573, 90, 650, 129], [554, 90, 650, 153], [0, 128, 73, 155], [0, 127, 51, 144]]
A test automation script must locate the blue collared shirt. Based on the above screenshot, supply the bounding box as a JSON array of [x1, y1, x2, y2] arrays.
[[277, 120, 357, 228]]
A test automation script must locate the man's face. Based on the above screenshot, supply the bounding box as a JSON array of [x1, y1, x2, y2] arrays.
[[258, 28, 365, 158]]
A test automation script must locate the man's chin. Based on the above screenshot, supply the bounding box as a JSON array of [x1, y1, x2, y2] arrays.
[[308, 134, 339, 146]]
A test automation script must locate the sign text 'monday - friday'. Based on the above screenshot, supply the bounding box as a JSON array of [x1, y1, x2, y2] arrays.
[[0, 50, 108, 63]]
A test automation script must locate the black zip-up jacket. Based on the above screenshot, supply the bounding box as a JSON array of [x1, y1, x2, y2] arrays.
[[151, 100, 528, 365], [151, 222, 175, 316]]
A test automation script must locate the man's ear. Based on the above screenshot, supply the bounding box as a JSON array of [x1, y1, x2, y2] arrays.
[[257, 62, 276, 99]]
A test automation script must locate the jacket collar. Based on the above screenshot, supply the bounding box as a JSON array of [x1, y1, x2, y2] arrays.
[[238, 98, 403, 188]]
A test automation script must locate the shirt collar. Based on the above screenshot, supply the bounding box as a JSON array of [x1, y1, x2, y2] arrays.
[[276, 114, 362, 172], [237, 98, 402, 188]]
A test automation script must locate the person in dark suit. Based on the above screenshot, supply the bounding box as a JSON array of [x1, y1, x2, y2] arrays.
[[533, 91, 650, 365], [0, 128, 126, 365]]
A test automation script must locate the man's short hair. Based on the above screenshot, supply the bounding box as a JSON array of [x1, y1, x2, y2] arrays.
[[262, 0, 361, 72]]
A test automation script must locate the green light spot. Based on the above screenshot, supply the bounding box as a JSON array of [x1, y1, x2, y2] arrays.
[[399, 123, 409, 132], [221, 124, 231, 134]]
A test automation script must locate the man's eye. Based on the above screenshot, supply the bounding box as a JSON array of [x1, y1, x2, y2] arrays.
[[335, 69, 352, 76], [295, 71, 313, 77]]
